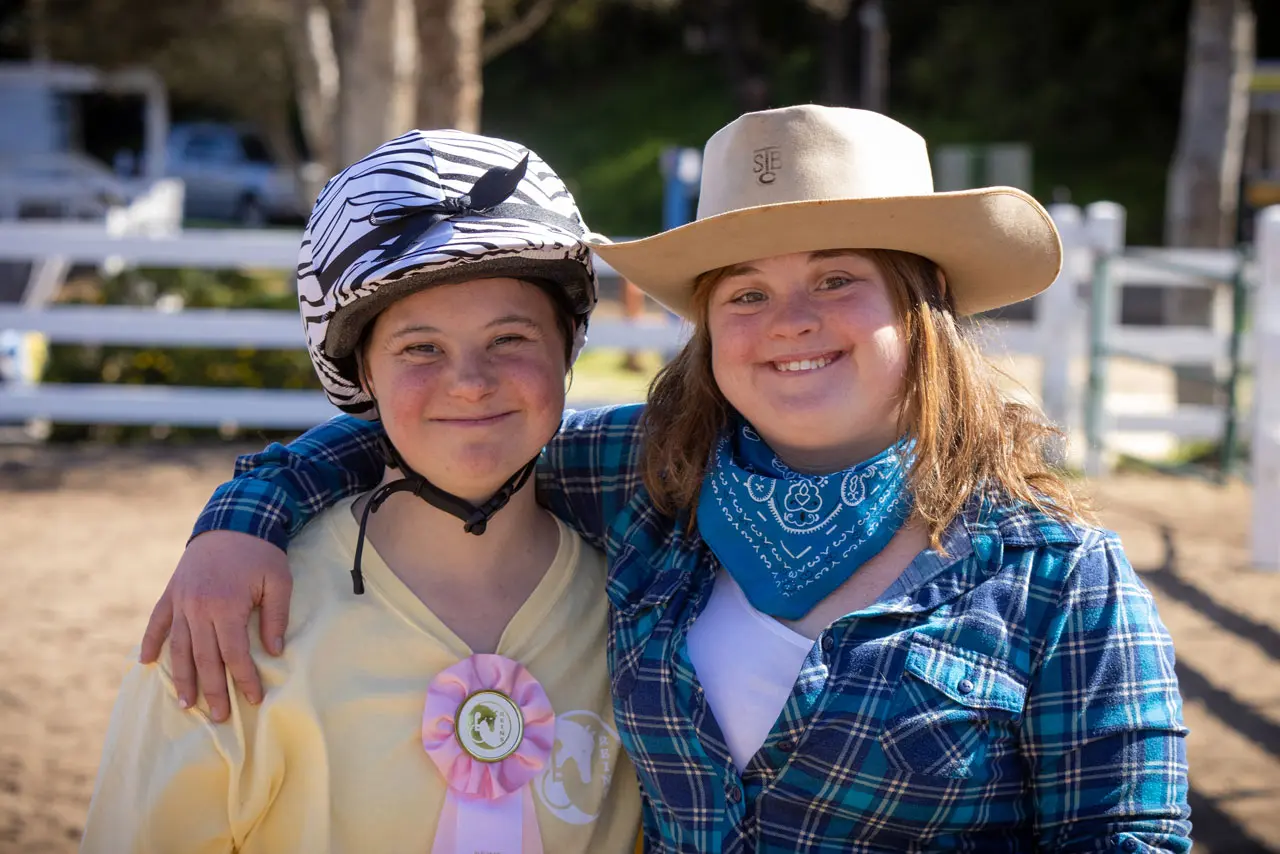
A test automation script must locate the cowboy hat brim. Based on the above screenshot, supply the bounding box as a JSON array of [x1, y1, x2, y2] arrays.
[[588, 187, 1061, 318]]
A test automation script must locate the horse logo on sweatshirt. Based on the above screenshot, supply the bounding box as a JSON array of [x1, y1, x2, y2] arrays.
[[535, 710, 621, 824]]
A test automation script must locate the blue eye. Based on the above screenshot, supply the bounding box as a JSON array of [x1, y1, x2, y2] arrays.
[[730, 290, 765, 305], [405, 343, 440, 355]]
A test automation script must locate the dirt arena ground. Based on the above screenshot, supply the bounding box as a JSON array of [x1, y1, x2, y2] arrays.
[[0, 444, 1277, 853]]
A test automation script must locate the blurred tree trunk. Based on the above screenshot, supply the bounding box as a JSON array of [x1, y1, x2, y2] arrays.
[[334, 0, 418, 165], [290, 0, 339, 174], [414, 0, 559, 132], [415, 0, 484, 131], [293, 0, 556, 150], [289, 0, 418, 176], [1165, 0, 1255, 248]]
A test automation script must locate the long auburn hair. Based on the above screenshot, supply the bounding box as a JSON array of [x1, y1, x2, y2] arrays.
[[639, 249, 1092, 548]]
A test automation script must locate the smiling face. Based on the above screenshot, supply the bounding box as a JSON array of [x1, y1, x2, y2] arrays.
[[360, 277, 568, 502], [706, 250, 909, 472]]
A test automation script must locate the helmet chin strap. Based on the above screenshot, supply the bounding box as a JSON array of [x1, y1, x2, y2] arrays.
[[349, 434, 538, 595]]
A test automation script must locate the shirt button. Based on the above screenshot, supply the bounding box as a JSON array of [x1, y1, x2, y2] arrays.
[[725, 782, 743, 804], [1120, 839, 1139, 853], [821, 635, 835, 653], [957, 678, 975, 695], [777, 739, 796, 753]]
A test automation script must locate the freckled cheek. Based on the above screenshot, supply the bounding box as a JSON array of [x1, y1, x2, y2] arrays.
[[708, 317, 762, 379], [502, 358, 566, 415], [828, 298, 890, 337], [514, 365, 564, 405], [376, 365, 444, 424]]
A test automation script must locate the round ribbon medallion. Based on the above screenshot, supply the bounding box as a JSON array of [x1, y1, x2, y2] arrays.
[[423, 654, 555, 853], [454, 689, 525, 763]]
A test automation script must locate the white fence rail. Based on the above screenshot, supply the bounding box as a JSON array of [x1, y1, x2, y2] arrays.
[[1, 384, 337, 430], [0, 305, 681, 351], [0, 306, 685, 425]]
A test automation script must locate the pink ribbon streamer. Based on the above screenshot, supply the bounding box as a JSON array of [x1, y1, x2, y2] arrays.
[[422, 654, 555, 854]]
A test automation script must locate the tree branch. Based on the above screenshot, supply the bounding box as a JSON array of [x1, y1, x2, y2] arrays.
[[481, 0, 557, 64]]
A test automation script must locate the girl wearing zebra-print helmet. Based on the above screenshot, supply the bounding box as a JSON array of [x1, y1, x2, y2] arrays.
[[81, 131, 642, 854], [297, 129, 600, 594]]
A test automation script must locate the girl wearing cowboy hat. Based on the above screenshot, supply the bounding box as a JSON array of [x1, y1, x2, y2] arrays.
[[80, 131, 642, 853], [136, 107, 1190, 852]]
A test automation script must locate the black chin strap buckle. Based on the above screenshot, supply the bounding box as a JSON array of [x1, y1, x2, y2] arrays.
[[348, 453, 539, 595]]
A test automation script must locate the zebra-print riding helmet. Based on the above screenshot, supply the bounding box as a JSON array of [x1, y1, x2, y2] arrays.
[[297, 129, 599, 418]]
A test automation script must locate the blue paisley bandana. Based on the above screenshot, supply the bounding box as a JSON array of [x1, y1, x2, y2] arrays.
[[697, 421, 914, 620]]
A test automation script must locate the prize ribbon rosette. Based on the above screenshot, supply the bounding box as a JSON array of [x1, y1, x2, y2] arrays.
[[422, 654, 556, 854]]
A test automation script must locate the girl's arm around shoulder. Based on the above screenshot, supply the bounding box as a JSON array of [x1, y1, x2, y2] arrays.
[[1023, 529, 1191, 853], [192, 414, 386, 550], [138, 415, 385, 720], [537, 404, 647, 551]]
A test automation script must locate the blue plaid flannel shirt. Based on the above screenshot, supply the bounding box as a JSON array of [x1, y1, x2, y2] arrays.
[[195, 404, 1191, 853]]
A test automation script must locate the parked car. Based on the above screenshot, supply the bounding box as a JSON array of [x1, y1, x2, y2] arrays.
[[166, 122, 312, 225]]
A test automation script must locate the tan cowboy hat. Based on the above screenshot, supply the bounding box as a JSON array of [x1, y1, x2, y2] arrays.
[[588, 105, 1061, 318]]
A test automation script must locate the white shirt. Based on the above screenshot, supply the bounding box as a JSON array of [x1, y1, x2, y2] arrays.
[[686, 569, 815, 771]]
